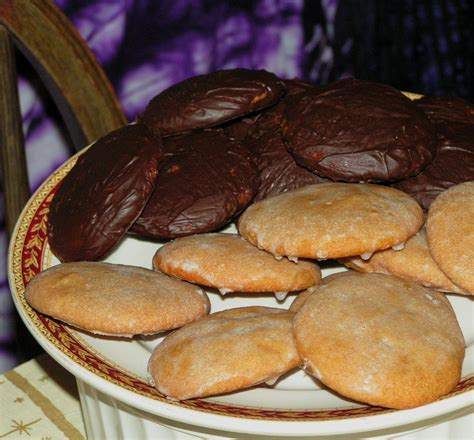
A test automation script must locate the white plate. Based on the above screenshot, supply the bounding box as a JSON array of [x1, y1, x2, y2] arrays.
[[8, 152, 474, 437]]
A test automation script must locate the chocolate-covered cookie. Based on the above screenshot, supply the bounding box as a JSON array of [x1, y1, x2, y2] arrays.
[[245, 101, 328, 201], [394, 96, 474, 210], [222, 113, 261, 142], [283, 79, 436, 182], [222, 78, 318, 142], [132, 130, 259, 239], [284, 78, 321, 95], [393, 123, 474, 210], [224, 79, 326, 201], [48, 124, 162, 262], [415, 95, 474, 125], [140, 69, 286, 137]]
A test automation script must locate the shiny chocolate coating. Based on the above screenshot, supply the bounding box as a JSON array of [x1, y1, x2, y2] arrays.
[[139, 69, 286, 137], [283, 78, 321, 96], [243, 82, 328, 201], [415, 95, 474, 126], [222, 112, 261, 142], [394, 95, 474, 210], [132, 130, 259, 239], [283, 79, 437, 182], [48, 124, 162, 262]]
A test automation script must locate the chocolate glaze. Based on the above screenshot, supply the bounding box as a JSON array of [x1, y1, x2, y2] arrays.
[[139, 69, 286, 137], [415, 95, 474, 126], [48, 124, 163, 262], [284, 78, 320, 96], [240, 79, 328, 201], [283, 79, 437, 182], [222, 112, 262, 142], [132, 130, 259, 238], [394, 96, 474, 209]]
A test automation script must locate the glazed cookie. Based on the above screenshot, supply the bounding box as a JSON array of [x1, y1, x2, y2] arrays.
[[140, 69, 286, 136], [153, 233, 321, 295], [289, 272, 352, 312], [293, 272, 465, 409], [238, 183, 423, 260], [48, 124, 162, 262], [341, 228, 467, 294], [132, 130, 259, 239], [25, 262, 210, 336], [289, 287, 315, 313], [283, 79, 436, 182], [148, 307, 299, 400], [427, 182, 474, 294]]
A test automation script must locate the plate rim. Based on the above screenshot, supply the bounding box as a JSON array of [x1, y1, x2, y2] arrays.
[[7, 149, 474, 436]]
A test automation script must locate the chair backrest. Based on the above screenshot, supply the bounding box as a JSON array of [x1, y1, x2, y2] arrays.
[[0, 0, 127, 235]]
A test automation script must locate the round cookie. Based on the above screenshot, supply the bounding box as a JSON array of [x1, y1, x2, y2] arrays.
[[243, 83, 329, 202], [238, 183, 423, 260], [148, 306, 299, 400], [289, 272, 353, 312], [293, 272, 465, 409], [394, 96, 474, 210], [222, 78, 319, 145], [25, 262, 210, 336], [153, 233, 321, 294], [140, 69, 286, 137], [341, 228, 467, 294], [415, 95, 474, 125], [48, 124, 162, 262], [222, 112, 261, 142], [393, 123, 474, 210], [426, 181, 474, 294], [289, 287, 315, 313], [282, 79, 436, 182], [132, 130, 259, 239]]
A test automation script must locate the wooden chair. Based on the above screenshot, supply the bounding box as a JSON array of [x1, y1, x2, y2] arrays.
[[0, 0, 128, 235], [0, 0, 128, 361]]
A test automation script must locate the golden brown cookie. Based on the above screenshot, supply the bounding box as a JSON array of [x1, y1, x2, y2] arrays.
[[148, 306, 299, 400], [289, 271, 354, 312], [25, 262, 210, 336], [427, 181, 474, 294], [293, 272, 465, 409], [153, 233, 321, 295], [341, 228, 466, 294], [288, 287, 315, 312], [238, 183, 423, 260]]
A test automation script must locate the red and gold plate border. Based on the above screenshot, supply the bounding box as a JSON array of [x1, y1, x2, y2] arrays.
[[10, 157, 474, 422]]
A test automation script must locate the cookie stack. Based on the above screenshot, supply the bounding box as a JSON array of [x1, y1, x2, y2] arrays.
[[46, 70, 473, 263], [394, 96, 474, 210], [341, 181, 474, 295], [24, 69, 473, 410]]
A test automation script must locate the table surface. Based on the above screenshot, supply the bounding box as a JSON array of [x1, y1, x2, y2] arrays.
[[1, 354, 472, 440], [1, 354, 86, 439]]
